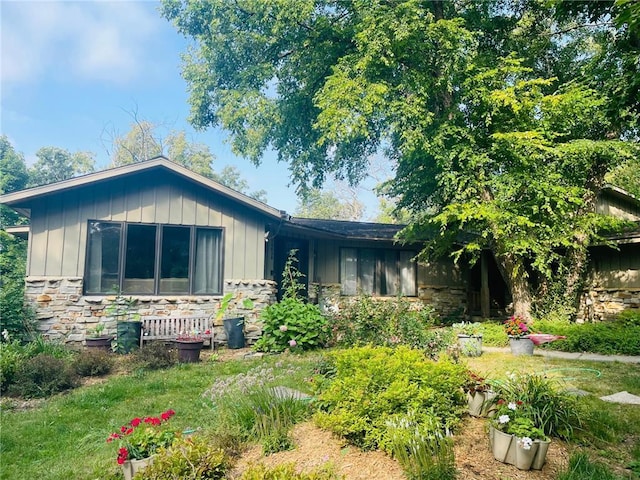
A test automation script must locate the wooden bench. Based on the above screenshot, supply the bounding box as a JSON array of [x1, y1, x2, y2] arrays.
[[140, 315, 216, 349]]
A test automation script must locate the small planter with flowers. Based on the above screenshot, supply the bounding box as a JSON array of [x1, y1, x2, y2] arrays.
[[504, 315, 534, 355]]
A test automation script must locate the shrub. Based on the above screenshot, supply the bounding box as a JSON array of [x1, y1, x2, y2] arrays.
[[477, 321, 508, 346], [313, 346, 467, 450], [24, 335, 75, 360], [73, 349, 114, 377], [133, 342, 177, 370], [0, 340, 27, 393], [9, 353, 77, 398], [133, 436, 229, 480], [254, 297, 329, 353], [239, 463, 340, 480], [327, 295, 443, 352]]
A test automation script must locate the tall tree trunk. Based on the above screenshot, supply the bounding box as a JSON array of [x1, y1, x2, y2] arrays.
[[499, 253, 533, 322]]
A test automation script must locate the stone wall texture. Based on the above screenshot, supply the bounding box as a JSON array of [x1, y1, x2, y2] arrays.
[[578, 288, 640, 322], [24, 277, 277, 345]]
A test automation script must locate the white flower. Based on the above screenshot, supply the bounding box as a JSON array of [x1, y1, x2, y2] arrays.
[[508, 402, 517, 410], [519, 437, 533, 450], [498, 415, 510, 424]]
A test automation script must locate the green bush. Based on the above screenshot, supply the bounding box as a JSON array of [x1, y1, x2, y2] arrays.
[[313, 346, 467, 451], [327, 295, 445, 352], [477, 321, 508, 347], [239, 463, 341, 480], [254, 297, 330, 353], [0, 340, 27, 392], [133, 436, 229, 480], [73, 349, 114, 377], [535, 319, 640, 355], [133, 342, 177, 370], [9, 353, 78, 398]]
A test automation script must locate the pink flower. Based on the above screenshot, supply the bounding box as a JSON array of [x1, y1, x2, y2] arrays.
[[130, 417, 141, 427], [279, 325, 288, 332], [289, 339, 297, 347]]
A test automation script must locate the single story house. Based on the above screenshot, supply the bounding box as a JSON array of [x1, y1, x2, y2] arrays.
[[1, 157, 638, 344]]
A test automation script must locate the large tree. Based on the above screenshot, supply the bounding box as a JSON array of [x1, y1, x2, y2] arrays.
[[28, 147, 95, 187], [162, 0, 639, 319]]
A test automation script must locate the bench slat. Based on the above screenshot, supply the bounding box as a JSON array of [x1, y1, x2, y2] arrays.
[[140, 315, 215, 349]]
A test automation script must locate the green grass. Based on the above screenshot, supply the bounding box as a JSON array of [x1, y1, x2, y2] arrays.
[[0, 353, 319, 480], [1, 349, 638, 480]]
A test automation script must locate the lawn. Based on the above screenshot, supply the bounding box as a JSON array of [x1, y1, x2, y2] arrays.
[[0, 349, 638, 480]]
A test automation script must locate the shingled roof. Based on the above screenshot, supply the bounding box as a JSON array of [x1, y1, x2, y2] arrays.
[[287, 217, 405, 240]]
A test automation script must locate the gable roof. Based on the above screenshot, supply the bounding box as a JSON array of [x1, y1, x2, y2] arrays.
[[0, 156, 284, 220]]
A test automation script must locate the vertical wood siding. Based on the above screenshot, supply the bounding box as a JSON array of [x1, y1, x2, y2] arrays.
[[590, 244, 640, 288], [26, 170, 267, 280]]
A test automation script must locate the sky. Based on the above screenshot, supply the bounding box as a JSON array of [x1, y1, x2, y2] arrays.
[[0, 0, 381, 217]]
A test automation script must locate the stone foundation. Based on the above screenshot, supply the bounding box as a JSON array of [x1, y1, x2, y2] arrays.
[[24, 277, 277, 345], [578, 288, 640, 322], [310, 282, 467, 320]]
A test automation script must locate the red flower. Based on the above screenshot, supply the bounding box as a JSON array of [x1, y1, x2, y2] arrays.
[[117, 447, 128, 465], [120, 425, 128, 433], [130, 417, 141, 427], [161, 411, 171, 421], [205, 329, 211, 335], [125, 427, 133, 435]]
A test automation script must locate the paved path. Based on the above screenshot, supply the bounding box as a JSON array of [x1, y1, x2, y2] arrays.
[[483, 346, 640, 364]]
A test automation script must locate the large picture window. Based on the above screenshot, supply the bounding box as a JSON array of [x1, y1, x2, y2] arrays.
[[340, 248, 416, 296], [85, 221, 222, 295]]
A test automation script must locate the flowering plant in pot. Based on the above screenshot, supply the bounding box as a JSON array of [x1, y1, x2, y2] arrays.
[[176, 329, 211, 343], [463, 371, 494, 416], [106, 409, 177, 466], [503, 315, 533, 337]]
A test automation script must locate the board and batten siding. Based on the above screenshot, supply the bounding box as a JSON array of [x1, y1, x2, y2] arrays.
[[25, 170, 267, 280], [589, 244, 640, 289], [312, 239, 464, 287]]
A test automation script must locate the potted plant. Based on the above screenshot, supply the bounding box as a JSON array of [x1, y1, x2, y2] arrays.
[[463, 370, 494, 416], [453, 322, 483, 356], [85, 323, 114, 351], [107, 409, 177, 480], [105, 292, 141, 354], [504, 315, 534, 355], [175, 330, 210, 362]]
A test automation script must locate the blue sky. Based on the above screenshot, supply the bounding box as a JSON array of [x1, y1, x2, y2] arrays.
[[0, 0, 381, 217]]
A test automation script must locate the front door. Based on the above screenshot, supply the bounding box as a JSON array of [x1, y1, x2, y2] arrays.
[[273, 237, 309, 300]]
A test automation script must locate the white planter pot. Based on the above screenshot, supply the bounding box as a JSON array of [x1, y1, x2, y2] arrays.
[[509, 336, 534, 355], [515, 438, 539, 470], [467, 390, 495, 417], [458, 334, 483, 357]]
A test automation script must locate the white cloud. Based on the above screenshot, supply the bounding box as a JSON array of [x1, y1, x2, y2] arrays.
[[1, 1, 163, 86]]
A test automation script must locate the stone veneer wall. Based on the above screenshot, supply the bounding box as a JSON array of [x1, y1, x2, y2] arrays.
[[24, 277, 277, 345], [578, 288, 640, 322], [310, 282, 467, 320]]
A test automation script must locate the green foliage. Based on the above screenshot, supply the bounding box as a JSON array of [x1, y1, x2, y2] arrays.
[[133, 342, 177, 370], [0, 339, 27, 393], [488, 372, 581, 440], [295, 188, 363, 221], [132, 436, 229, 480], [9, 353, 78, 398], [327, 295, 449, 355], [535, 319, 640, 355], [556, 451, 626, 480], [239, 463, 341, 480], [386, 412, 456, 480], [255, 250, 329, 353], [27, 146, 95, 187], [73, 349, 114, 377], [313, 346, 467, 451]]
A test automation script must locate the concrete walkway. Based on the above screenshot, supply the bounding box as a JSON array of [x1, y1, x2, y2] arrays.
[[483, 346, 640, 364]]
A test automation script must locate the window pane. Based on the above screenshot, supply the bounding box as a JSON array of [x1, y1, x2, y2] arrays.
[[340, 248, 358, 295], [194, 229, 221, 294], [160, 226, 190, 294], [359, 249, 375, 295], [383, 250, 398, 296], [399, 251, 416, 296], [86, 222, 121, 293], [123, 224, 156, 294]]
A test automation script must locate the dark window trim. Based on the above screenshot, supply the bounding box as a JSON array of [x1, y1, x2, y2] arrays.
[[84, 220, 224, 296], [339, 247, 418, 297]]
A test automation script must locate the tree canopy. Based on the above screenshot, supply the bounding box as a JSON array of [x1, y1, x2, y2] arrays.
[[164, 1, 638, 318]]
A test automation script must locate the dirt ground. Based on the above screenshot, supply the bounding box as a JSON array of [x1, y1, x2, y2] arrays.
[[231, 418, 570, 479]]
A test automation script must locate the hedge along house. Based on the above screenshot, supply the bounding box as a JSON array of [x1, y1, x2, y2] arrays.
[[1, 157, 638, 345]]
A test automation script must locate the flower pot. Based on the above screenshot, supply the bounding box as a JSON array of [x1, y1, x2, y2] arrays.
[[508, 336, 534, 356], [116, 321, 142, 354], [122, 456, 155, 480], [531, 438, 551, 470], [490, 425, 516, 465], [467, 390, 494, 417], [224, 317, 245, 349], [515, 437, 540, 470], [458, 334, 483, 357], [85, 335, 114, 351], [176, 339, 204, 363]]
